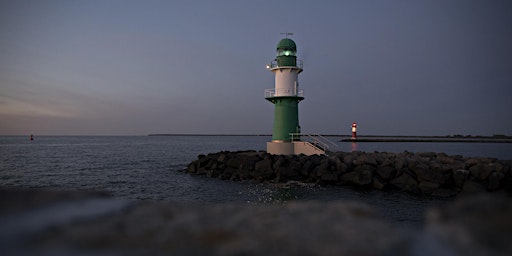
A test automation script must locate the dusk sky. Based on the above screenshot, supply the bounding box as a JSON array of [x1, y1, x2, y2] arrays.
[[1, 0, 511, 136]]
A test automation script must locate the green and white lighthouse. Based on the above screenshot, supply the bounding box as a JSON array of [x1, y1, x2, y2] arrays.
[[265, 36, 324, 155], [266, 37, 303, 141]]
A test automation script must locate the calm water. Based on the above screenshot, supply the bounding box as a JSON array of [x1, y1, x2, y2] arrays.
[[1, 135, 511, 227]]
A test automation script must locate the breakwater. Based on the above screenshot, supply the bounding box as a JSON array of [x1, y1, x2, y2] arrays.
[[186, 150, 512, 197]]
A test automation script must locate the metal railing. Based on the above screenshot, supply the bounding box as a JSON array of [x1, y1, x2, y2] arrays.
[[289, 133, 339, 153], [264, 88, 304, 98], [268, 59, 303, 69]]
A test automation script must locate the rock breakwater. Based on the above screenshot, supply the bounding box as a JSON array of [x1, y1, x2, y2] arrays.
[[187, 151, 512, 197]]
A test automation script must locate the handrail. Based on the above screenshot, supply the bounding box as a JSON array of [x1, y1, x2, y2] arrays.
[[289, 133, 338, 153], [311, 133, 339, 150]]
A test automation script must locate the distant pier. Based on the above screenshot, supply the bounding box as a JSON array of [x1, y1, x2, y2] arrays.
[[340, 135, 512, 143]]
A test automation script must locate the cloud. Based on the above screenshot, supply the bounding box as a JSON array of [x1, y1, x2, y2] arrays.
[[0, 95, 77, 118]]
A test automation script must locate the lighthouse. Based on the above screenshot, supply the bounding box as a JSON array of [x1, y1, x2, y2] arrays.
[[265, 36, 324, 155], [351, 122, 357, 140]]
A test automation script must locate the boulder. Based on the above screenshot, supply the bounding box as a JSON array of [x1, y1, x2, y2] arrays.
[[340, 166, 373, 186], [187, 162, 197, 173], [389, 173, 418, 192], [394, 155, 407, 170], [226, 158, 241, 169], [452, 169, 469, 188], [488, 171, 505, 191], [313, 158, 331, 178], [276, 161, 302, 182], [331, 156, 347, 173], [252, 159, 274, 180], [353, 154, 377, 166], [411, 163, 449, 185], [320, 172, 339, 183], [300, 161, 315, 178], [469, 164, 494, 181], [376, 166, 396, 181], [372, 176, 387, 190]]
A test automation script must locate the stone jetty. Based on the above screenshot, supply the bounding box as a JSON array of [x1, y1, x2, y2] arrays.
[[187, 150, 512, 197]]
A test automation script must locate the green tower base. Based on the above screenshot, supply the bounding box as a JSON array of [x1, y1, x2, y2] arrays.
[[266, 96, 303, 142]]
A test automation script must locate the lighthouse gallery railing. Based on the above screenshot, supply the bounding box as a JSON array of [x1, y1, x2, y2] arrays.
[[265, 88, 304, 98], [269, 59, 303, 69]]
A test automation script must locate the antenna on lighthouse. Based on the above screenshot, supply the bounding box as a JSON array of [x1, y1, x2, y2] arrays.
[[280, 32, 294, 38]]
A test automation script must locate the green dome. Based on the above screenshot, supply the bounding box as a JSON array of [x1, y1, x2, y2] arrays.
[[276, 38, 297, 51]]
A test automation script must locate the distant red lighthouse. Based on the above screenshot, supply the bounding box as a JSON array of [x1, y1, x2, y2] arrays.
[[351, 122, 357, 140]]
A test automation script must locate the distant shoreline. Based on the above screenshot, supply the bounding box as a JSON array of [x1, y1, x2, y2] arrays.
[[148, 134, 512, 143]]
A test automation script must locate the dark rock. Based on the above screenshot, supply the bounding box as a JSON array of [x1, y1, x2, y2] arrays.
[[469, 164, 494, 181], [465, 157, 494, 168], [372, 176, 386, 190], [394, 155, 407, 170], [276, 165, 301, 182], [239, 153, 262, 171], [353, 154, 378, 166], [320, 172, 339, 183], [341, 166, 373, 186], [198, 154, 213, 167], [313, 158, 331, 178], [217, 153, 228, 163], [488, 171, 505, 191], [309, 154, 322, 166], [418, 152, 437, 159], [376, 166, 396, 181], [429, 162, 453, 174], [335, 159, 348, 173], [379, 159, 395, 168], [206, 168, 222, 178], [411, 162, 449, 185], [389, 173, 418, 192], [252, 159, 274, 180], [300, 161, 315, 178], [333, 151, 345, 159], [452, 169, 469, 188], [226, 158, 241, 169], [187, 162, 197, 173], [272, 156, 288, 170], [343, 154, 356, 169], [409, 163, 429, 179], [220, 167, 237, 180]]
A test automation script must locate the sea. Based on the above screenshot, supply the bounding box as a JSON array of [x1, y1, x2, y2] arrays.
[[1, 135, 511, 228]]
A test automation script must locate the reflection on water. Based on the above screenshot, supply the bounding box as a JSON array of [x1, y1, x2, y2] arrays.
[[351, 142, 358, 152]]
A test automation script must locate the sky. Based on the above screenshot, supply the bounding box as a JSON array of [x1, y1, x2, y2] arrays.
[[1, 0, 511, 136]]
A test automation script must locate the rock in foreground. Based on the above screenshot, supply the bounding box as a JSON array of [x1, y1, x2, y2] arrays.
[[1, 189, 511, 255]]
